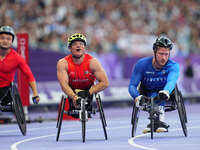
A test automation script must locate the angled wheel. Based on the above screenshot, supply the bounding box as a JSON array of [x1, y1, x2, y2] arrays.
[[56, 97, 66, 141], [175, 88, 187, 137], [81, 99, 86, 143], [179, 91, 187, 123], [150, 98, 154, 139], [96, 94, 107, 140], [131, 102, 140, 137], [11, 85, 26, 136], [56, 95, 64, 128]]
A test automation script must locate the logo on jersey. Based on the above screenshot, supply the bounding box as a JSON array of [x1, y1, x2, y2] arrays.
[[84, 70, 89, 75], [146, 71, 154, 74]]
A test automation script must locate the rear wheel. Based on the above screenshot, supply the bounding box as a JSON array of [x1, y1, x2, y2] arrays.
[[12, 85, 26, 136], [81, 101, 86, 143], [56, 98, 66, 141], [150, 98, 154, 139], [96, 96, 108, 140], [131, 103, 140, 137], [179, 91, 187, 123], [56, 95, 64, 128], [175, 89, 187, 137]]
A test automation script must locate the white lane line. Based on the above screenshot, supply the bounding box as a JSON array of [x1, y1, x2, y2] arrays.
[[11, 125, 130, 150], [128, 133, 158, 150], [128, 126, 200, 150]]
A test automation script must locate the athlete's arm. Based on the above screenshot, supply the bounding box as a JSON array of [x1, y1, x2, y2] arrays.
[[164, 63, 180, 94], [89, 58, 109, 95], [18, 56, 39, 98], [128, 60, 143, 99], [57, 58, 77, 101]]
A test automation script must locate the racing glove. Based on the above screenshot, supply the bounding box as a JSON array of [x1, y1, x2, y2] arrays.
[[32, 96, 40, 104], [158, 90, 170, 100]]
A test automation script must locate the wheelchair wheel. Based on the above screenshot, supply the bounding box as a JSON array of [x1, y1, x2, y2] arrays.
[[11, 85, 26, 136], [81, 99, 86, 143], [96, 95, 108, 140], [56, 97, 66, 141], [150, 98, 154, 139], [131, 103, 140, 137], [175, 90, 187, 137], [56, 95, 64, 128], [179, 91, 187, 123]]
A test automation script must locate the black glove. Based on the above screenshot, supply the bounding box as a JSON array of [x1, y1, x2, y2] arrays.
[[76, 90, 91, 99], [32, 96, 40, 104], [158, 90, 170, 100]]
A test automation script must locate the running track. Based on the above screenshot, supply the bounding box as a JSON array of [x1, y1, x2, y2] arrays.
[[0, 103, 200, 150]]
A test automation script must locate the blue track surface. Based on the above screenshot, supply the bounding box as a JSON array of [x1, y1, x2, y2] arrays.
[[0, 103, 200, 150]]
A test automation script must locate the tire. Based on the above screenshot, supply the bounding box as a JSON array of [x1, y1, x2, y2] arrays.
[[81, 101, 86, 143], [179, 91, 187, 123], [131, 103, 140, 137], [150, 98, 154, 139], [56, 97, 66, 141], [56, 95, 64, 128], [12, 85, 26, 136], [97, 96, 108, 140], [175, 90, 188, 137]]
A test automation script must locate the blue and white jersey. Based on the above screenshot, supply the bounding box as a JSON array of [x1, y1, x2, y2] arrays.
[[128, 56, 179, 99]]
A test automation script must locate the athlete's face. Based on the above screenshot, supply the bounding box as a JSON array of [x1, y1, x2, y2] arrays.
[[155, 47, 170, 68], [70, 41, 85, 59], [0, 33, 13, 50]]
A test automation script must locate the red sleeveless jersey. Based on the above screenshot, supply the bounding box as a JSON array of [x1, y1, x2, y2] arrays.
[[65, 54, 96, 90]]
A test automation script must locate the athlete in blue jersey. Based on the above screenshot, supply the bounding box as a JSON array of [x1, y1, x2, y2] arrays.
[[129, 36, 180, 133]]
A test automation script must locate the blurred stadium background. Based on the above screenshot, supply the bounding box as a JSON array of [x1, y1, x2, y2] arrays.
[[0, 0, 199, 114]]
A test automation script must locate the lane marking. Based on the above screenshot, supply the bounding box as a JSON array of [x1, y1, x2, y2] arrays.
[[128, 126, 200, 150], [11, 125, 130, 150]]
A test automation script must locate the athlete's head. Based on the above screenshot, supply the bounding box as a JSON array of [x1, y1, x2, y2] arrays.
[[152, 36, 173, 69], [0, 26, 15, 50], [67, 33, 87, 59]]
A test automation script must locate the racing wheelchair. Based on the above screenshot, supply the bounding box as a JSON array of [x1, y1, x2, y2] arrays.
[[0, 83, 26, 136], [131, 84, 187, 139], [56, 93, 107, 142]]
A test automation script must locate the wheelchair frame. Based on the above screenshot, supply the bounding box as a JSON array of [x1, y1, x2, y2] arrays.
[[0, 83, 26, 136], [56, 93, 107, 142], [131, 85, 188, 139]]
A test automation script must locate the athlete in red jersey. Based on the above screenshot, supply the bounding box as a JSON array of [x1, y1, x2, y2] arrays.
[[0, 26, 40, 106], [57, 33, 109, 119]]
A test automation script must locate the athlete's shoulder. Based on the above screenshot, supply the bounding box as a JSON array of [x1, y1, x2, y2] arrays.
[[136, 56, 153, 66], [167, 58, 179, 67], [85, 53, 93, 60]]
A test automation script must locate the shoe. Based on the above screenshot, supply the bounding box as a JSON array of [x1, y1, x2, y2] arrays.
[[143, 123, 152, 134], [156, 121, 169, 133], [143, 126, 151, 134]]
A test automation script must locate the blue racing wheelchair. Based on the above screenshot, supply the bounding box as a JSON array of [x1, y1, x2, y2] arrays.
[[131, 84, 187, 139]]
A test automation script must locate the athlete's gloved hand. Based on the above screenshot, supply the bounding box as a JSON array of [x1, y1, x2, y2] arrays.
[[75, 89, 91, 99], [158, 90, 170, 100], [32, 96, 40, 104], [135, 95, 148, 108]]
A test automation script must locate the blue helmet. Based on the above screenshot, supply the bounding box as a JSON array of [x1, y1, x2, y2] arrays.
[[153, 36, 173, 51], [0, 26, 15, 42]]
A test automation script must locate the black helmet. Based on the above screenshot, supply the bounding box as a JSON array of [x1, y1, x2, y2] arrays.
[[153, 36, 173, 51], [67, 33, 87, 48], [0, 26, 15, 42]]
